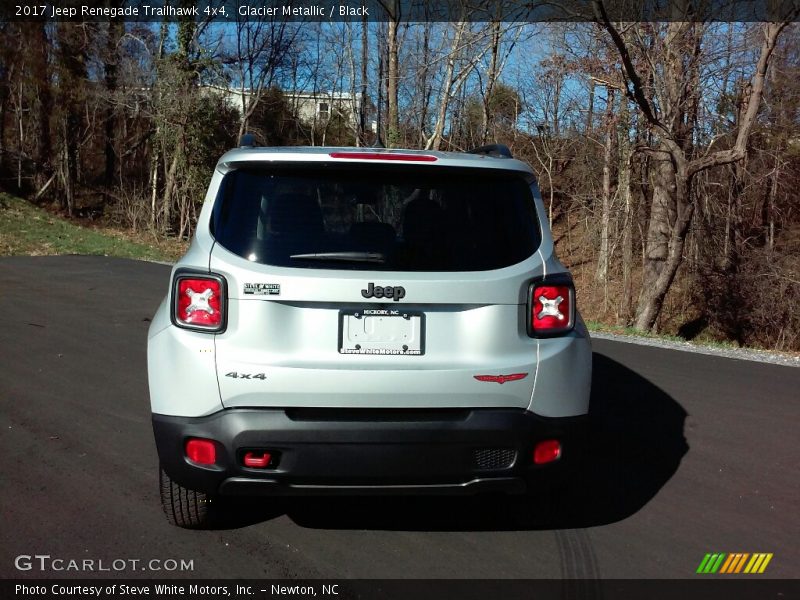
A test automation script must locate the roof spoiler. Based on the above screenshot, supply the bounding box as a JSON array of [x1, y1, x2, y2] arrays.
[[467, 144, 513, 158]]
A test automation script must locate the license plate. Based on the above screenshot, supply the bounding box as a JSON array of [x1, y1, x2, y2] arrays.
[[339, 309, 424, 355]]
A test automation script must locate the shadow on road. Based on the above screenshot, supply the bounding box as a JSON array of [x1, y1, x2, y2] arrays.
[[209, 352, 688, 531]]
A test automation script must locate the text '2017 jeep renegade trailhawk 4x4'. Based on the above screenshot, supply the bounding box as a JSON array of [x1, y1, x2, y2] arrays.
[[148, 141, 591, 528]]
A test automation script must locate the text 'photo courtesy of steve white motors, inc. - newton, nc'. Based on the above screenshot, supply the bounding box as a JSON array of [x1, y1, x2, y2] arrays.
[[13, 582, 342, 598], [12, 2, 370, 19]]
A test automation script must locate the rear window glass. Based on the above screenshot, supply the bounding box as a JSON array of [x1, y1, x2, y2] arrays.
[[211, 165, 541, 271]]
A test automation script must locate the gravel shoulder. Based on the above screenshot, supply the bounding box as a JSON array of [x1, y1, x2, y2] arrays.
[[590, 331, 800, 368]]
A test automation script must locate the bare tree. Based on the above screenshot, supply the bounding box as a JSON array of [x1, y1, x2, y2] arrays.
[[594, 0, 798, 330], [595, 85, 616, 284], [55, 22, 90, 216], [227, 5, 298, 140], [378, 0, 401, 147]]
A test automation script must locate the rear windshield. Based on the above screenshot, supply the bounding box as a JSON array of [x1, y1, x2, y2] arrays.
[[211, 165, 541, 271]]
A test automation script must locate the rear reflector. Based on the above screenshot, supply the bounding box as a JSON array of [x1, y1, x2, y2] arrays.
[[328, 152, 437, 162], [185, 438, 216, 465], [172, 273, 226, 332], [473, 373, 528, 384], [533, 440, 562, 465], [243, 451, 272, 469]]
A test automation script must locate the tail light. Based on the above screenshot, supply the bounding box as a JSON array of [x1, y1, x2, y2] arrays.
[[185, 438, 217, 465], [533, 440, 562, 465], [171, 271, 227, 333], [527, 276, 575, 337]]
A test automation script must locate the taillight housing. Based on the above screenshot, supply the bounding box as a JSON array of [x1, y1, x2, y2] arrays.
[[527, 276, 575, 337], [171, 270, 227, 333]]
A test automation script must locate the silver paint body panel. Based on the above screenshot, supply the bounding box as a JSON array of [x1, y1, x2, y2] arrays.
[[148, 147, 591, 419]]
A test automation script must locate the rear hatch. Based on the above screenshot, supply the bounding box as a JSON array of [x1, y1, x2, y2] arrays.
[[209, 160, 544, 409]]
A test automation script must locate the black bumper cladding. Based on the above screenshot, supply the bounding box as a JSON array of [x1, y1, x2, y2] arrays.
[[152, 408, 588, 496]]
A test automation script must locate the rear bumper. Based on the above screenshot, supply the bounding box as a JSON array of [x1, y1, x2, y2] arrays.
[[153, 408, 587, 496]]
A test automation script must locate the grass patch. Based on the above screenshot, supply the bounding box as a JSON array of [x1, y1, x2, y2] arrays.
[[0, 193, 186, 262]]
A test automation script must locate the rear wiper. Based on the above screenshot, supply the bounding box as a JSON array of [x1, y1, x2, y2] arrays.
[[289, 251, 387, 263]]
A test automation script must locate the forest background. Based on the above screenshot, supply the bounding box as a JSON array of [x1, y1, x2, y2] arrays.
[[1, 0, 799, 350]]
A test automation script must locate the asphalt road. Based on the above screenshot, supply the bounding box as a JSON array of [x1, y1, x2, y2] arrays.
[[1, 255, 798, 581]]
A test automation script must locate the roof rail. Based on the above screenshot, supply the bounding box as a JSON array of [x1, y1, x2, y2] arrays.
[[467, 144, 513, 159], [239, 133, 256, 148]]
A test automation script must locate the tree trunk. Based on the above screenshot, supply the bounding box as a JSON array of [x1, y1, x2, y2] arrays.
[[178, 186, 188, 240], [426, 21, 468, 151], [639, 149, 677, 300], [481, 19, 501, 145], [386, 4, 400, 147], [104, 17, 123, 187], [60, 116, 76, 216], [634, 176, 694, 332], [16, 79, 22, 190], [619, 98, 634, 323], [149, 144, 160, 229], [417, 22, 432, 147], [596, 88, 615, 283], [376, 22, 384, 146], [724, 161, 744, 271], [358, 15, 368, 146], [767, 155, 778, 250], [161, 144, 180, 233], [55, 22, 88, 215], [32, 22, 52, 191]]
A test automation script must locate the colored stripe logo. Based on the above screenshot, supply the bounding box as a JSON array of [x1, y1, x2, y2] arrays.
[[697, 553, 773, 574]]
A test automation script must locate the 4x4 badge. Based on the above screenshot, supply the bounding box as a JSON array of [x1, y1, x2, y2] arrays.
[[361, 282, 406, 301]]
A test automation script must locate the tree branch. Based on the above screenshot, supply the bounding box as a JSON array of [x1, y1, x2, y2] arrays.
[[592, 1, 660, 130], [688, 21, 794, 177], [592, 1, 686, 166]]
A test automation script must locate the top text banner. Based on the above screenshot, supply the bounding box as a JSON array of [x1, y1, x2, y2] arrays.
[[3, 0, 800, 22]]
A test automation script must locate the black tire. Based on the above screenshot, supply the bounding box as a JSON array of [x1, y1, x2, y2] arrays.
[[159, 466, 216, 529]]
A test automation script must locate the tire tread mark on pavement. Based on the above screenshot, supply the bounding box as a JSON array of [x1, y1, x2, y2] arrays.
[[557, 529, 603, 600]]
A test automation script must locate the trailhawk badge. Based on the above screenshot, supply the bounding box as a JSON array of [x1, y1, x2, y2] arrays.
[[361, 283, 406, 301]]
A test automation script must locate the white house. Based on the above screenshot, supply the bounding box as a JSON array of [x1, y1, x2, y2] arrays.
[[201, 85, 368, 129]]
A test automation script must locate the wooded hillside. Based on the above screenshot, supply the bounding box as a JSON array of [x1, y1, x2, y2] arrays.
[[1, 3, 798, 349]]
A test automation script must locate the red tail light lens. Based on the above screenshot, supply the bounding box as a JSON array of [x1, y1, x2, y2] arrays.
[[172, 272, 226, 332], [533, 440, 562, 465], [185, 438, 217, 465], [528, 280, 575, 337]]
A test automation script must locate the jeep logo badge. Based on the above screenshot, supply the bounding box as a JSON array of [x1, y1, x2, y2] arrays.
[[361, 282, 406, 302]]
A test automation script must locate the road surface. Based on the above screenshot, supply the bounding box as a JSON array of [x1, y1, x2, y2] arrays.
[[0, 256, 797, 582]]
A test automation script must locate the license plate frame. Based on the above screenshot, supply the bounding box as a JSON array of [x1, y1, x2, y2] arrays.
[[338, 308, 425, 356]]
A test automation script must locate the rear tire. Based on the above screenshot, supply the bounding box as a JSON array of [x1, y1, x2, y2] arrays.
[[159, 466, 216, 528]]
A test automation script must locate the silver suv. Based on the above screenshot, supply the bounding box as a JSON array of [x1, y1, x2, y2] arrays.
[[148, 141, 591, 528]]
